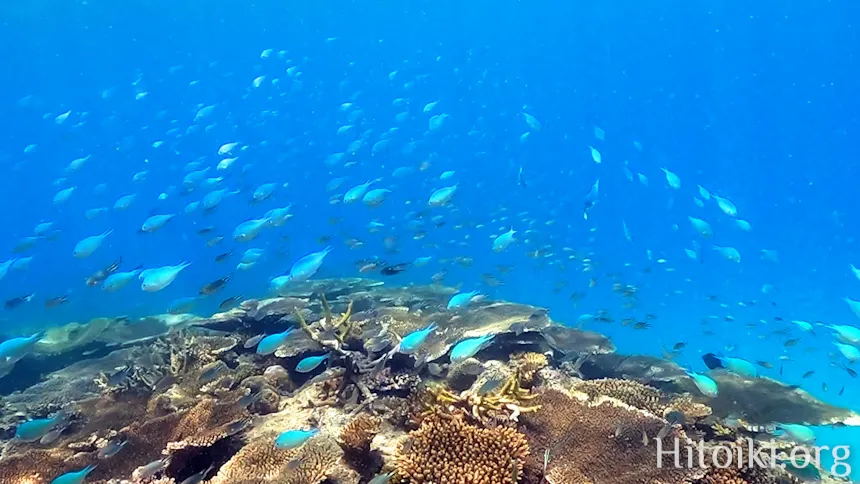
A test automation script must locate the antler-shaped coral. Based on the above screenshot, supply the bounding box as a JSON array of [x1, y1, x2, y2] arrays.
[[294, 294, 354, 352], [427, 371, 541, 423]]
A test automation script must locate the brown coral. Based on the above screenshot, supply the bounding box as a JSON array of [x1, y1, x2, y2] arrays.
[[520, 389, 706, 484], [394, 411, 530, 484], [167, 398, 249, 450], [340, 414, 381, 454], [572, 378, 712, 419], [208, 435, 342, 484]]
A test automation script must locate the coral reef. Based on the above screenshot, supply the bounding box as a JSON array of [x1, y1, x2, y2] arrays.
[[1, 279, 855, 484]]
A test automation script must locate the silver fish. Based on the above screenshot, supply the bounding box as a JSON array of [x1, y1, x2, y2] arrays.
[[98, 439, 128, 459], [135, 457, 170, 480], [39, 425, 68, 445], [180, 464, 214, 484], [244, 333, 266, 349]]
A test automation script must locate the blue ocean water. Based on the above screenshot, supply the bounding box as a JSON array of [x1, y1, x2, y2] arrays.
[[1, 0, 859, 479]]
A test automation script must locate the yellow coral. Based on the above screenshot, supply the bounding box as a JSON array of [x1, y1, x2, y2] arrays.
[[512, 352, 548, 387], [428, 372, 540, 423], [394, 412, 529, 484]]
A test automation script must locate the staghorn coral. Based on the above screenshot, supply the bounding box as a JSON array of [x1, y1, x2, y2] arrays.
[[427, 371, 540, 424], [511, 352, 548, 387], [520, 389, 706, 484], [572, 378, 712, 419], [393, 411, 529, 484]]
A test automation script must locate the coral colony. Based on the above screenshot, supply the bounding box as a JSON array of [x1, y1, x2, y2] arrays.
[[0, 279, 856, 483]]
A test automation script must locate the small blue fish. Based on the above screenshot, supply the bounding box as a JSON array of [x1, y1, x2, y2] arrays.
[[73, 230, 112, 258], [686, 371, 718, 397], [15, 411, 67, 442], [834, 342, 860, 362], [0, 331, 45, 363], [139, 262, 192, 292], [368, 472, 393, 484], [413, 256, 432, 267], [447, 291, 479, 310], [102, 268, 143, 292], [362, 188, 391, 206], [399, 323, 437, 354], [285, 246, 333, 283], [450, 335, 495, 362], [492, 229, 516, 252], [296, 353, 330, 373], [50, 465, 96, 484], [704, 353, 757, 378], [274, 428, 319, 449], [344, 181, 374, 203], [256, 329, 296, 355], [827, 323, 860, 344], [428, 185, 457, 207], [775, 423, 816, 444]]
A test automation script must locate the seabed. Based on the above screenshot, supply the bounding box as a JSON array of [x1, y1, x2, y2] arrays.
[[0, 278, 855, 484]]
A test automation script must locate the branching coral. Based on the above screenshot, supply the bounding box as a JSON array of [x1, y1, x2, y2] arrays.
[[394, 411, 530, 484], [427, 371, 540, 424], [294, 295, 354, 351], [512, 352, 548, 388], [520, 389, 706, 484], [572, 378, 712, 419]]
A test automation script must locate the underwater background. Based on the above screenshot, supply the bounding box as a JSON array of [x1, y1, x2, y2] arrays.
[[1, 0, 860, 479]]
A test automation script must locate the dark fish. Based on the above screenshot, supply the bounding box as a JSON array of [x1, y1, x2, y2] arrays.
[[672, 342, 687, 351], [200, 276, 230, 295], [86, 257, 122, 286], [45, 295, 69, 308], [801, 371, 815, 379], [199, 361, 227, 384], [107, 364, 133, 386], [380, 263, 411, 276], [755, 360, 773, 369], [4, 293, 35, 309], [197, 226, 216, 235], [783, 338, 800, 347], [214, 251, 232, 263], [219, 295, 242, 310], [238, 392, 261, 407], [843, 366, 857, 378]]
